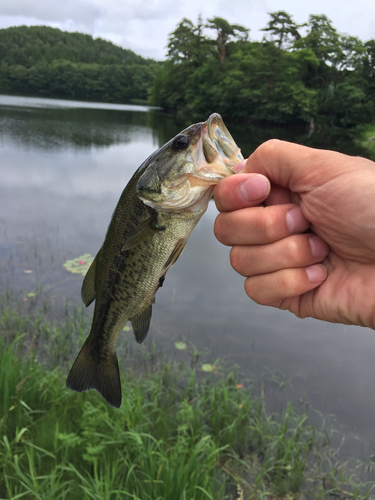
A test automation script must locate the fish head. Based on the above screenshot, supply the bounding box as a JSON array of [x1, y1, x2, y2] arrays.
[[136, 113, 243, 212]]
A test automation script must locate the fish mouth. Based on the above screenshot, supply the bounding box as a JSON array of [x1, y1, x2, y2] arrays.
[[206, 113, 243, 168], [190, 113, 243, 186]]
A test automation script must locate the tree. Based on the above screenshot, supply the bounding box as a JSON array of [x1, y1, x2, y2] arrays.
[[261, 11, 302, 49], [167, 17, 211, 65], [295, 15, 341, 65], [363, 39, 375, 79], [206, 17, 249, 63], [335, 34, 366, 71]]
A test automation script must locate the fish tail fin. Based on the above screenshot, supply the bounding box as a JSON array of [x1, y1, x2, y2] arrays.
[[66, 340, 122, 408]]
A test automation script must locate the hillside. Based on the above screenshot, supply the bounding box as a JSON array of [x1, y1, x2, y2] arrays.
[[0, 26, 158, 104], [0, 25, 153, 67]]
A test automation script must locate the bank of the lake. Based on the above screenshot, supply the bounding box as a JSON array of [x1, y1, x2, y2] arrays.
[[1, 300, 374, 499]]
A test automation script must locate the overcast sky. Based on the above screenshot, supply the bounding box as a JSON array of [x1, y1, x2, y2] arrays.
[[1, 0, 375, 60]]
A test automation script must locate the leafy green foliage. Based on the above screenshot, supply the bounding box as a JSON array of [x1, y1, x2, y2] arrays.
[[151, 13, 375, 130], [167, 16, 213, 66], [1, 302, 375, 498], [1, 16, 374, 129], [261, 10, 303, 49], [0, 25, 152, 67], [0, 26, 158, 103], [205, 17, 249, 63]]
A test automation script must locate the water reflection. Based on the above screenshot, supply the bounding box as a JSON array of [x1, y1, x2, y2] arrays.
[[1, 95, 374, 461], [0, 105, 152, 150]]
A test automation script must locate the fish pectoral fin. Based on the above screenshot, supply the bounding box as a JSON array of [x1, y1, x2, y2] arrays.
[[66, 339, 121, 408], [164, 239, 187, 270], [131, 302, 153, 344], [121, 217, 165, 252], [81, 249, 101, 307]]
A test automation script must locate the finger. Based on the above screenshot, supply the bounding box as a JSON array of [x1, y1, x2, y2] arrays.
[[230, 234, 329, 277], [214, 173, 270, 212], [241, 139, 349, 193], [265, 184, 294, 206], [244, 265, 327, 307], [214, 203, 309, 246]]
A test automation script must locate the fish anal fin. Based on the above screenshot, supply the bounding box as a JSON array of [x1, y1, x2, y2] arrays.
[[121, 217, 165, 252], [66, 340, 121, 408], [164, 239, 187, 270], [130, 302, 153, 344], [81, 249, 101, 307]]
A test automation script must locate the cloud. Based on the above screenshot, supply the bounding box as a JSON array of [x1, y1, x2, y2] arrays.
[[1, 0, 375, 60], [2, 0, 102, 27]]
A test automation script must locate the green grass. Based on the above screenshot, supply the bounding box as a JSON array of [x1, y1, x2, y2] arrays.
[[1, 299, 375, 499]]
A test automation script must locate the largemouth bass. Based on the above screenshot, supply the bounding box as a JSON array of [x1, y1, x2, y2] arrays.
[[66, 113, 243, 408]]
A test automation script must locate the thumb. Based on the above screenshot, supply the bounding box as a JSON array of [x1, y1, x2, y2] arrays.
[[242, 139, 345, 193]]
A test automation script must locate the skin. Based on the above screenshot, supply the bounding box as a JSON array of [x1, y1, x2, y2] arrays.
[[213, 139, 375, 330]]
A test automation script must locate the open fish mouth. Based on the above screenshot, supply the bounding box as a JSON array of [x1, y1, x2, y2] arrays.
[[206, 113, 243, 168], [191, 113, 243, 184]]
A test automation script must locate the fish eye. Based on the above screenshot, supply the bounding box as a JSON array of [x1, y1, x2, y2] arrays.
[[171, 134, 190, 151]]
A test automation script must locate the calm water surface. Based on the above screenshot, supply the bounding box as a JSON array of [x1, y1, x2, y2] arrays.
[[1, 95, 374, 460]]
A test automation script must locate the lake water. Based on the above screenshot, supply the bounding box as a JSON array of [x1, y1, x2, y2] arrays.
[[1, 95, 374, 462]]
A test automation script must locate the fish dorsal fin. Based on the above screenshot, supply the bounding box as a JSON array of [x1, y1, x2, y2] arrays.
[[121, 217, 165, 252], [81, 249, 101, 307], [130, 302, 153, 344]]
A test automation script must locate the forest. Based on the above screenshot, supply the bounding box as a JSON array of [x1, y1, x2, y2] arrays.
[[1, 13, 375, 129], [0, 25, 158, 103], [151, 13, 375, 129]]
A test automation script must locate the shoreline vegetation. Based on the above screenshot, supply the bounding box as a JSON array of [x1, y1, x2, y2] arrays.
[[0, 12, 374, 133], [1, 293, 375, 499]]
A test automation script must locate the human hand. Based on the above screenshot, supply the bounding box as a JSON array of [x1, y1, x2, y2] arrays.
[[213, 139, 375, 329]]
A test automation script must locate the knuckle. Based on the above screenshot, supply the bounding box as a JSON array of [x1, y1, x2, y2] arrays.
[[285, 237, 301, 263], [213, 181, 226, 206], [213, 215, 229, 245], [276, 268, 306, 297], [263, 213, 277, 242], [229, 246, 246, 274], [244, 277, 269, 305], [256, 139, 280, 158], [244, 277, 256, 299]]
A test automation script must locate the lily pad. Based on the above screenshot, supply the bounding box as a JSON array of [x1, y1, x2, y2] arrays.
[[175, 341, 187, 350], [63, 254, 94, 276], [201, 364, 216, 373], [123, 325, 131, 332]]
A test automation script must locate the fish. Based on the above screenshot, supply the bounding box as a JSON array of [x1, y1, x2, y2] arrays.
[[66, 113, 243, 408]]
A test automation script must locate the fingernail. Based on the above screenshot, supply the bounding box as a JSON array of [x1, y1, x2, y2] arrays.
[[238, 175, 270, 203], [306, 264, 327, 283], [286, 207, 309, 234], [309, 235, 328, 258], [232, 159, 247, 173]]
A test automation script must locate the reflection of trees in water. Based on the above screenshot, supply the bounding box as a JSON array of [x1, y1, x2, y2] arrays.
[[0, 105, 152, 149], [0, 101, 370, 158], [229, 121, 371, 158]]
